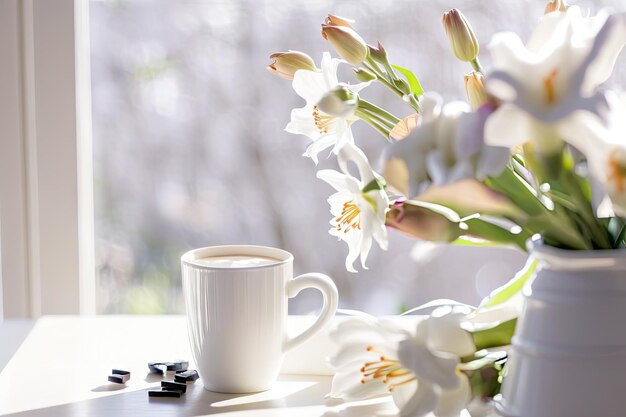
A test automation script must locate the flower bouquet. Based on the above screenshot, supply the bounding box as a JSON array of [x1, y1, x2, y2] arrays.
[[269, 1, 626, 416]]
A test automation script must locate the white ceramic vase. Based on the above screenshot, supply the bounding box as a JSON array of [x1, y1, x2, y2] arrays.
[[496, 240, 626, 417]]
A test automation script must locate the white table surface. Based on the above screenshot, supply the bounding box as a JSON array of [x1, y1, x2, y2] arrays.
[[0, 319, 35, 373], [0, 316, 398, 417]]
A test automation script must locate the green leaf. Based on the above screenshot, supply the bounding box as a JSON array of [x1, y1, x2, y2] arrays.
[[472, 318, 518, 350], [453, 236, 503, 247], [391, 64, 424, 97], [486, 167, 545, 217], [480, 257, 538, 308], [606, 217, 626, 248], [463, 217, 529, 251]]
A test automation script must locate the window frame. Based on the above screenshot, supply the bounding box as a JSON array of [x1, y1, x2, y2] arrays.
[[0, 0, 94, 318]]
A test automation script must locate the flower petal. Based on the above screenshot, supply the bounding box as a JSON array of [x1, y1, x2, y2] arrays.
[[320, 51, 341, 90], [395, 380, 440, 417], [305, 135, 341, 165], [342, 227, 361, 273], [316, 169, 361, 194], [577, 12, 626, 94], [433, 373, 471, 417], [358, 232, 373, 269], [420, 93, 444, 123], [484, 104, 534, 149], [331, 121, 354, 154], [329, 362, 389, 400], [425, 310, 476, 357], [398, 341, 460, 390], [292, 68, 329, 104], [285, 106, 321, 140], [329, 343, 376, 369]]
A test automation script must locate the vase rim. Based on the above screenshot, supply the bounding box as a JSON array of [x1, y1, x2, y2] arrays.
[[528, 236, 626, 271]]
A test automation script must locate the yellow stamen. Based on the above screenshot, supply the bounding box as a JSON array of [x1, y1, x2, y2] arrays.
[[608, 149, 626, 193], [543, 69, 558, 104], [360, 346, 416, 392], [335, 200, 361, 233], [312, 105, 335, 134]]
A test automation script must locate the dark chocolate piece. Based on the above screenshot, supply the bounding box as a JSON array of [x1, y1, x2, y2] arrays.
[[169, 360, 189, 372], [148, 362, 167, 374], [175, 369, 199, 383], [161, 380, 187, 393], [148, 389, 181, 398], [108, 374, 130, 384], [112, 369, 130, 376], [148, 360, 188, 373]]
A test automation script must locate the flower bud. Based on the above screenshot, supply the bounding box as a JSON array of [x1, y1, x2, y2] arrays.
[[317, 87, 359, 118], [325, 14, 354, 28], [385, 200, 462, 242], [442, 9, 479, 62], [267, 50, 317, 80], [367, 42, 388, 64], [545, 0, 569, 14], [321, 25, 368, 65], [353, 67, 377, 82], [464, 72, 488, 110]]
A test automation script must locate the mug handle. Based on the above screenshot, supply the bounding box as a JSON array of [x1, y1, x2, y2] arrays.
[[283, 273, 338, 353]]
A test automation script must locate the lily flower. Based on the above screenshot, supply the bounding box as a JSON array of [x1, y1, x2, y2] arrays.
[[382, 94, 509, 199], [329, 306, 476, 417], [558, 92, 626, 215], [285, 52, 371, 164], [484, 7, 626, 154], [328, 315, 416, 400], [317, 143, 389, 272]]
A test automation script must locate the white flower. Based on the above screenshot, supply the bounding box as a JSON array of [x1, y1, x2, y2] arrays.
[[329, 307, 477, 417], [484, 7, 626, 153], [285, 52, 370, 164], [396, 307, 475, 417], [383, 93, 509, 199], [317, 143, 389, 272], [329, 315, 416, 400], [558, 92, 626, 215]]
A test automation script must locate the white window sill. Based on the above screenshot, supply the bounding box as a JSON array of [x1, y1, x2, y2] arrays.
[[0, 315, 403, 416]]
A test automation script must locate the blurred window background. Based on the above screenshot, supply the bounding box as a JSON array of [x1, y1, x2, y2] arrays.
[[90, 0, 622, 315]]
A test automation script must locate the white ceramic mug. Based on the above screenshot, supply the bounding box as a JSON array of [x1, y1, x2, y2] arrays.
[[181, 245, 338, 393]]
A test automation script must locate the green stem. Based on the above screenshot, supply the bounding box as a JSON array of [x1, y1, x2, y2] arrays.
[[358, 99, 401, 126], [363, 60, 400, 93], [487, 167, 591, 250], [471, 57, 483, 73], [407, 94, 421, 112], [460, 355, 506, 399], [363, 58, 421, 113], [559, 168, 611, 249], [356, 106, 396, 131], [355, 108, 391, 138]]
